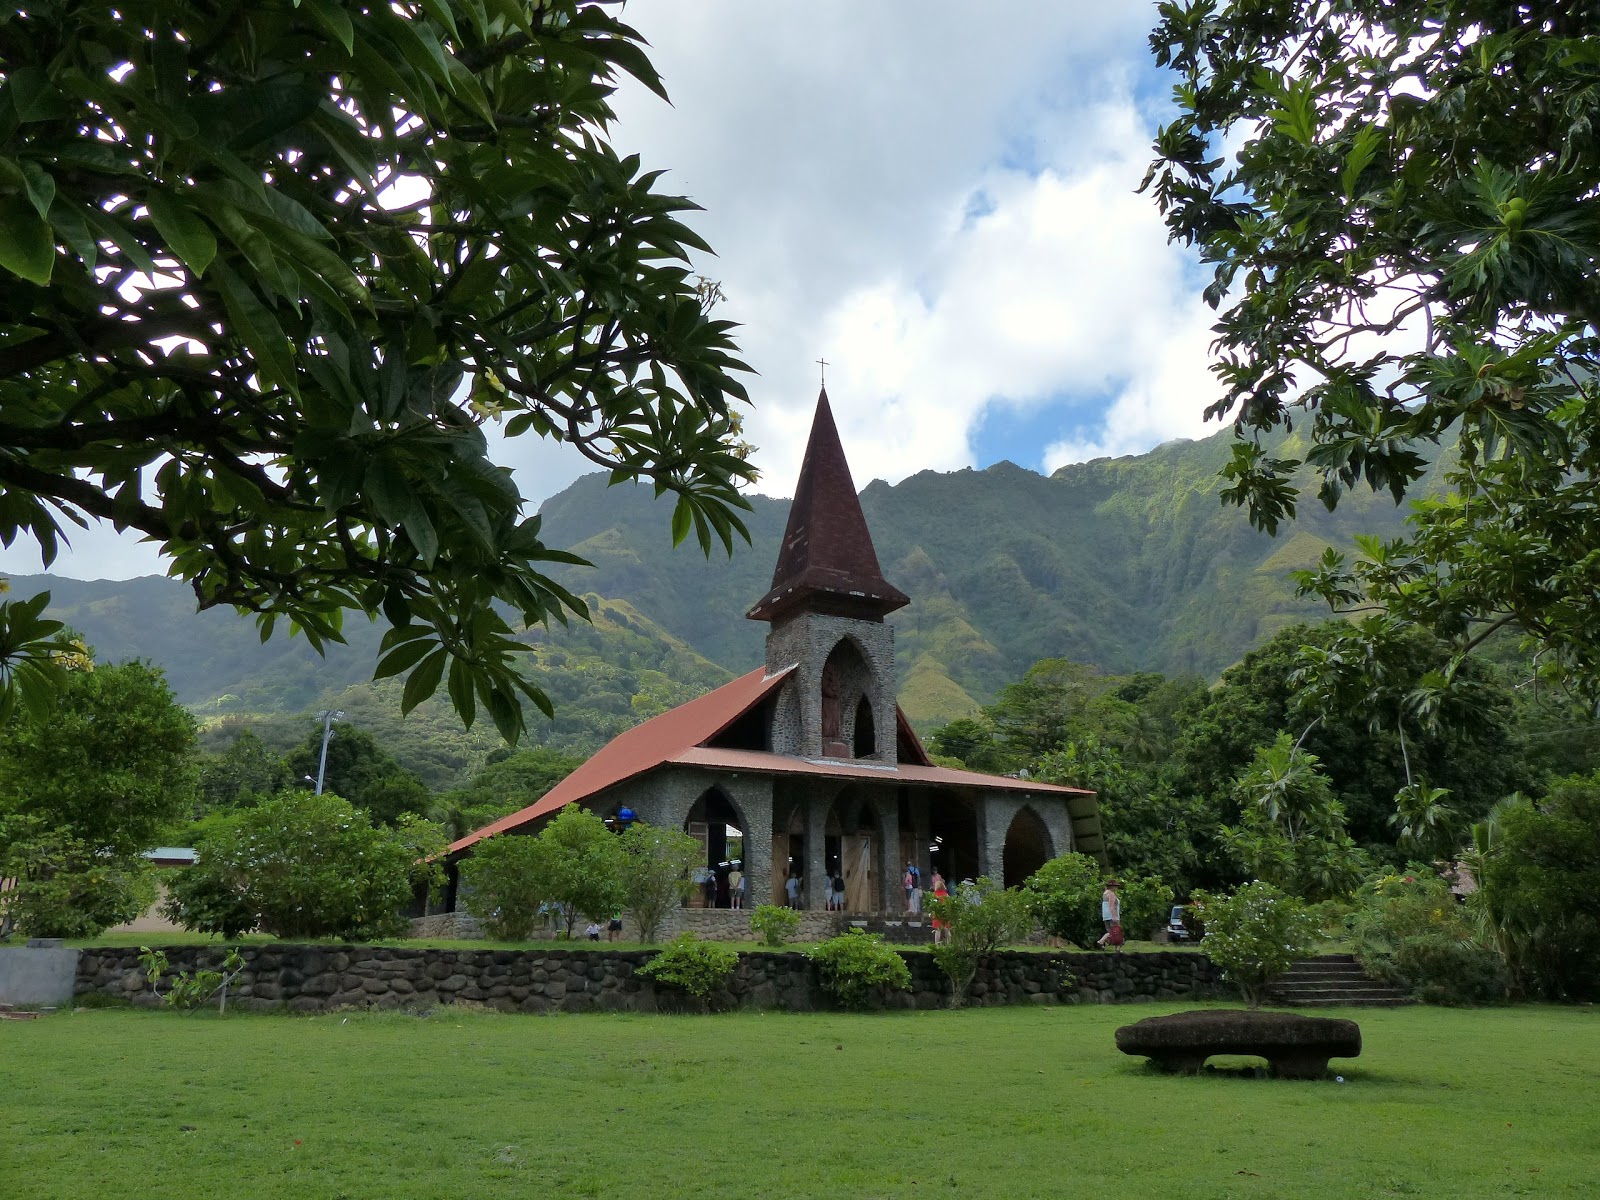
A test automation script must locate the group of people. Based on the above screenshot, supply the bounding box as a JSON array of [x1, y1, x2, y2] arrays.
[[583, 908, 627, 942]]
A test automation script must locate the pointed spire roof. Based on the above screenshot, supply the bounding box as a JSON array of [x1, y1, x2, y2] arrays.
[[748, 388, 909, 623]]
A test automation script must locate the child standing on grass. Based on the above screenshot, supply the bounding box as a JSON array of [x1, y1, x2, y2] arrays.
[[585, 921, 602, 942]]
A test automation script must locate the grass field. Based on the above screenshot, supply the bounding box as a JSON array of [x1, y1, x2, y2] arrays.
[[3, 1003, 1594, 1199]]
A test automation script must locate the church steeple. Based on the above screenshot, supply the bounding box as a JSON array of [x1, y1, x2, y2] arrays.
[[747, 388, 909, 624]]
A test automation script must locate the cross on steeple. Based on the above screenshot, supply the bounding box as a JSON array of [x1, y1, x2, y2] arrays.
[[815, 357, 829, 386]]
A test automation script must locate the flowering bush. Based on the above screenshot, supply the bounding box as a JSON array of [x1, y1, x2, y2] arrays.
[[1194, 881, 1319, 1008], [163, 789, 423, 940]]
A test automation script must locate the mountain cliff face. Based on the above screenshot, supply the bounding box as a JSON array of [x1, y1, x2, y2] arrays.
[[10, 426, 1423, 762], [534, 428, 1427, 725]]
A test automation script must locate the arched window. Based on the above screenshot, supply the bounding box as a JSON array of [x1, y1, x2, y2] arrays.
[[853, 696, 875, 758], [821, 638, 872, 758]]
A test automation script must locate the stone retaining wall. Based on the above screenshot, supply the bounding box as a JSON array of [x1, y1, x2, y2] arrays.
[[408, 907, 850, 944], [407, 908, 1061, 945], [74, 945, 1225, 1013]]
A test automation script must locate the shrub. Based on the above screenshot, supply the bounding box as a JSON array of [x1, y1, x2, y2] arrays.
[[1021, 852, 1104, 948], [139, 946, 248, 1013], [1023, 853, 1170, 946], [808, 931, 912, 1009], [638, 934, 739, 999], [1350, 867, 1505, 1004], [1116, 874, 1174, 942], [927, 877, 1033, 1006], [1196, 881, 1320, 1009], [0, 822, 154, 939], [529, 807, 628, 936], [620, 822, 702, 943], [461, 834, 547, 941], [1475, 776, 1600, 1002], [749, 903, 800, 947], [461, 807, 627, 940], [163, 789, 415, 940], [1395, 934, 1509, 1007]]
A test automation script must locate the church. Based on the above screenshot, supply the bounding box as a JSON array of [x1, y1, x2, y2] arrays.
[[444, 390, 1102, 916]]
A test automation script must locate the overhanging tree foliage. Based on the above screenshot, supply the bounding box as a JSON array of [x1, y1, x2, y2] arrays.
[[1146, 1, 1600, 698], [0, 0, 754, 739]]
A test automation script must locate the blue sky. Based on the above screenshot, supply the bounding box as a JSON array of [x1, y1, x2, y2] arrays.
[[0, 1, 1224, 582]]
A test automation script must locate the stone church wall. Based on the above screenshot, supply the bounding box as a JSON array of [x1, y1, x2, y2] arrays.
[[74, 944, 1226, 1013]]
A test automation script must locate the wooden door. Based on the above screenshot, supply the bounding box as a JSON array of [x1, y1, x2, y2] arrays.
[[771, 832, 789, 905], [843, 832, 874, 912]]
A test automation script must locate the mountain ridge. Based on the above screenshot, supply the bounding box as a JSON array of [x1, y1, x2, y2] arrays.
[[7, 425, 1427, 774]]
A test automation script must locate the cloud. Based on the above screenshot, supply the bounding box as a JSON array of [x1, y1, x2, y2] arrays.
[[608, 0, 1221, 494]]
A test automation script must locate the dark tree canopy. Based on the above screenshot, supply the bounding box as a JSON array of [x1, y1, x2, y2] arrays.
[[0, 0, 754, 738], [1146, 1, 1600, 698], [284, 721, 428, 825]]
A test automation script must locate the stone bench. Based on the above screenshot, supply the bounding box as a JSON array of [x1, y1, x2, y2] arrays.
[[1115, 1009, 1362, 1079]]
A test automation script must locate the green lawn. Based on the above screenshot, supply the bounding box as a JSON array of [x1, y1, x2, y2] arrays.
[[3, 1003, 1593, 1199]]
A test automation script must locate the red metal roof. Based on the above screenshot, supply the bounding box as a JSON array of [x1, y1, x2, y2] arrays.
[[670, 746, 1093, 795], [446, 665, 794, 855], [747, 388, 910, 623], [449, 661, 1092, 856]]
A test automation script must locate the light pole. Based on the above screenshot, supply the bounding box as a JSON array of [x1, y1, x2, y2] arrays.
[[314, 709, 345, 795]]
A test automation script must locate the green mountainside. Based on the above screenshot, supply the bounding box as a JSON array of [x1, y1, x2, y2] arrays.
[[9, 426, 1428, 778], [537, 427, 1436, 726]]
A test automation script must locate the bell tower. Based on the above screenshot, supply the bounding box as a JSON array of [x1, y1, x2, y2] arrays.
[[749, 389, 908, 762]]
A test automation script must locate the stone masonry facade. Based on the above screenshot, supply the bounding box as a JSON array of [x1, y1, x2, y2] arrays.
[[764, 611, 898, 762], [75, 944, 1226, 1013]]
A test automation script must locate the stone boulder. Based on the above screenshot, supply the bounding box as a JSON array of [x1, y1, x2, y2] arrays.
[[1115, 1009, 1361, 1079]]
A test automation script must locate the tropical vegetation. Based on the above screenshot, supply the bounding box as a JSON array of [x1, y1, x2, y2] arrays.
[[0, 0, 756, 739]]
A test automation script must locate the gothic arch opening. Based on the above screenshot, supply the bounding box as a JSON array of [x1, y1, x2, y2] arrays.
[[1002, 805, 1054, 888], [927, 793, 980, 885], [772, 797, 807, 907], [825, 787, 882, 912], [853, 696, 875, 758], [684, 788, 747, 909], [821, 638, 874, 759]]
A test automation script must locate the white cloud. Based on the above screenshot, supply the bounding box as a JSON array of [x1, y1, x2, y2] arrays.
[[607, 0, 1223, 494]]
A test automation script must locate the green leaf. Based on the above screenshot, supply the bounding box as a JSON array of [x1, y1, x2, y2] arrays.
[[5, 65, 67, 123], [146, 193, 217, 276], [1341, 125, 1381, 200], [0, 193, 55, 285], [19, 161, 55, 218], [670, 495, 692, 547], [447, 656, 476, 728], [212, 261, 298, 397], [401, 648, 448, 714], [374, 635, 438, 680], [301, 0, 356, 54]]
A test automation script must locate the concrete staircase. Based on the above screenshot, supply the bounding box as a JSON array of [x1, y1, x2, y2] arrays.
[[1268, 953, 1415, 1008]]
